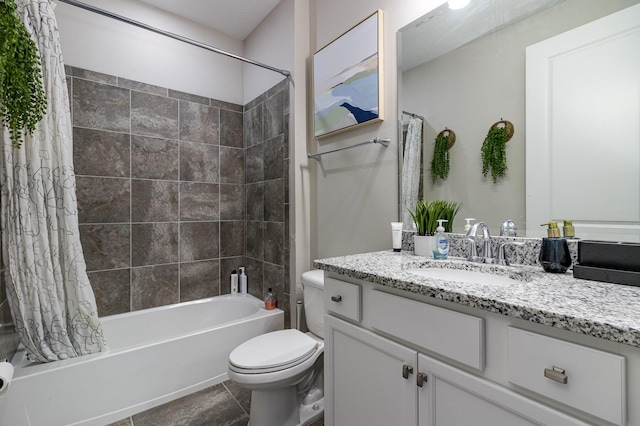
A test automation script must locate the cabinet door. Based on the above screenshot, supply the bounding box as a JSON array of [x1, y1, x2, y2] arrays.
[[325, 315, 418, 426], [418, 354, 589, 426]]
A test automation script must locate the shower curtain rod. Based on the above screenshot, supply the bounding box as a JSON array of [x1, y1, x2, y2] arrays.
[[402, 110, 425, 120], [57, 0, 291, 77]]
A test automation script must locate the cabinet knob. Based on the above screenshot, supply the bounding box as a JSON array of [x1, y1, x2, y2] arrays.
[[544, 366, 568, 384], [402, 364, 414, 379], [331, 295, 342, 302], [416, 372, 428, 387]]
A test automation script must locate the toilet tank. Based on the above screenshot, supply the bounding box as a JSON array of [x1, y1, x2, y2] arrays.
[[302, 270, 325, 338]]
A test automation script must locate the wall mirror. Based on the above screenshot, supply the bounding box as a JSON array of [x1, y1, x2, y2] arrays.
[[398, 0, 640, 241]]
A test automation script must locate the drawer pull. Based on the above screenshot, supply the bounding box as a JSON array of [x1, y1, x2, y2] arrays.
[[416, 372, 428, 387], [402, 364, 413, 379], [331, 295, 342, 302], [544, 366, 568, 384]]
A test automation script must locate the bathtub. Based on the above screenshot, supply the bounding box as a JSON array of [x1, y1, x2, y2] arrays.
[[0, 293, 283, 426]]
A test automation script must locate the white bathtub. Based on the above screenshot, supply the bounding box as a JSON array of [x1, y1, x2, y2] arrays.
[[0, 294, 283, 426]]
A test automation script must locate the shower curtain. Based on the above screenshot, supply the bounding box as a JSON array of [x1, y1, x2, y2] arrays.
[[401, 117, 423, 230], [0, 0, 108, 362]]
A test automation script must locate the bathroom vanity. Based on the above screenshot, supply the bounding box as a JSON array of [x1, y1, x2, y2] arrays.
[[315, 251, 640, 426]]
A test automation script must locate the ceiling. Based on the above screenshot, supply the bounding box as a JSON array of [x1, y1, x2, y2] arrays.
[[136, 0, 282, 40]]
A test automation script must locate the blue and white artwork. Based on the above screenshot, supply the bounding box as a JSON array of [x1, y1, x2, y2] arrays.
[[314, 11, 382, 138]]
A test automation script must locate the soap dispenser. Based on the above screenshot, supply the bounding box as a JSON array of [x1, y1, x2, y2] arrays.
[[464, 218, 476, 233], [433, 219, 449, 260], [539, 222, 571, 273], [239, 267, 248, 294]]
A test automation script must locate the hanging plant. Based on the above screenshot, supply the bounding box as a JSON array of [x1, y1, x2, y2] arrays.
[[481, 120, 513, 183], [430, 128, 455, 184], [0, 0, 48, 148]]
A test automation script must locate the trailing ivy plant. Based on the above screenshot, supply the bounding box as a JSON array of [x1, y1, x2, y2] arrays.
[[0, 0, 47, 148], [481, 126, 508, 183], [430, 133, 451, 184]]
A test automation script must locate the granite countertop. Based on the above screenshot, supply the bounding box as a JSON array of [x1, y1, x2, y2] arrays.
[[314, 250, 640, 348]]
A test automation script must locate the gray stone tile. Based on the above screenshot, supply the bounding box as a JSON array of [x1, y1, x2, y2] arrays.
[[180, 141, 219, 183], [245, 221, 264, 261], [220, 184, 244, 221], [131, 91, 179, 139], [131, 180, 179, 223], [243, 104, 262, 148], [264, 135, 284, 181], [263, 90, 284, 140], [118, 78, 167, 96], [244, 92, 267, 112], [180, 222, 219, 261], [245, 143, 263, 184], [106, 418, 132, 426], [132, 384, 247, 426], [168, 89, 209, 105], [73, 78, 130, 132], [70, 67, 117, 85], [76, 177, 130, 224], [211, 99, 243, 113], [179, 101, 219, 144], [220, 147, 244, 184], [89, 269, 131, 316], [131, 264, 179, 311], [220, 109, 243, 148], [284, 158, 290, 204], [79, 224, 130, 271], [180, 260, 220, 301], [244, 258, 263, 299], [73, 128, 130, 178], [220, 221, 245, 258], [245, 183, 263, 221], [132, 223, 179, 266], [265, 222, 284, 266], [264, 179, 284, 222], [131, 135, 179, 180], [180, 182, 219, 221], [283, 113, 290, 159], [224, 380, 251, 414]]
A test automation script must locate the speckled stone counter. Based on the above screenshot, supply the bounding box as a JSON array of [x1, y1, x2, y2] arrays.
[[314, 250, 640, 348]]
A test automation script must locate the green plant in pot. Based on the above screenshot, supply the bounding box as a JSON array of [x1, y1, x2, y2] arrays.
[[431, 129, 455, 184], [409, 200, 462, 256], [0, 0, 47, 148], [481, 121, 513, 183]]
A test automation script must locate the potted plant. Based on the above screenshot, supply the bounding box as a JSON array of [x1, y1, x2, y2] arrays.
[[481, 120, 513, 183], [409, 200, 462, 256], [0, 0, 47, 148], [430, 129, 455, 184]]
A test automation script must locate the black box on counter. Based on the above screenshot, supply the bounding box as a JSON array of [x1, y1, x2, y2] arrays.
[[574, 240, 640, 287]]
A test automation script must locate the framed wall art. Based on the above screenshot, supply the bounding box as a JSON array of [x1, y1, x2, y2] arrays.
[[313, 10, 384, 139]]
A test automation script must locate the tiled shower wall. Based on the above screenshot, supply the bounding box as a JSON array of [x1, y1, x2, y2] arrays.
[[65, 65, 290, 325]]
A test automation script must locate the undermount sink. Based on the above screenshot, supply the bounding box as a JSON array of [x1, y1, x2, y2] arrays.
[[407, 268, 521, 285]]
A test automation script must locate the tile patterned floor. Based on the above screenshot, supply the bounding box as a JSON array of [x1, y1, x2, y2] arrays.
[[110, 380, 324, 426]]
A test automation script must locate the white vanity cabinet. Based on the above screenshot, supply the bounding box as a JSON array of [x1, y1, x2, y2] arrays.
[[324, 275, 627, 426]]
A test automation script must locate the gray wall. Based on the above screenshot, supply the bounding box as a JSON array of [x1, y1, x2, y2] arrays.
[[0, 66, 291, 362]]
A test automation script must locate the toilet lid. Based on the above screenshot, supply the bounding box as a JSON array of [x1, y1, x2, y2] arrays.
[[229, 329, 318, 371]]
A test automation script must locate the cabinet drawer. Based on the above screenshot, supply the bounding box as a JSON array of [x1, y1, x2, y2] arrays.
[[325, 278, 361, 322], [369, 290, 484, 370], [507, 327, 625, 425]]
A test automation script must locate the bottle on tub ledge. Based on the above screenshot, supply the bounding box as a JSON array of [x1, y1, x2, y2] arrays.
[[239, 266, 248, 294], [230, 270, 238, 294], [264, 288, 276, 310]]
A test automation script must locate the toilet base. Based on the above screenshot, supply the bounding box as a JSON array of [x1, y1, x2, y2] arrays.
[[247, 387, 324, 426]]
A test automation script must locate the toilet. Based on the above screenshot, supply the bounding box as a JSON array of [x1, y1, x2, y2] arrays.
[[228, 270, 325, 426]]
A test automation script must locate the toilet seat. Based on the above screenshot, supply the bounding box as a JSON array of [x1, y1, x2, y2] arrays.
[[229, 329, 319, 374]]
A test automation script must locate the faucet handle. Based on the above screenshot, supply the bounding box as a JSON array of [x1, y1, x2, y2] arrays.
[[466, 238, 482, 262], [497, 241, 525, 266]]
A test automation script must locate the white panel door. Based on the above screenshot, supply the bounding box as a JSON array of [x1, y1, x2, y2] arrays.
[[526, 4, 640, 241], [324, 314, 418, 426]]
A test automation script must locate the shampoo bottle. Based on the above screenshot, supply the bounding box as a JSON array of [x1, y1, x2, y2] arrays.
[[264, 288, 276, 310], [239, 267, 248, 294], [433, 219, 449, 260], [230, 270, 238, 294]]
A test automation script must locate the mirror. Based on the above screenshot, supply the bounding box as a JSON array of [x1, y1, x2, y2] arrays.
[[398, 0, 640, 240]]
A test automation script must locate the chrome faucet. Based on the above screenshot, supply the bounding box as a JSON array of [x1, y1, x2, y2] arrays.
[[466, 221, 494, 263]]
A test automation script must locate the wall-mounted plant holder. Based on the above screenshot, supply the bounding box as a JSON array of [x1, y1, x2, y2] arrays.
[[481, 119, 514, 183], [431, 128, 456, 183]]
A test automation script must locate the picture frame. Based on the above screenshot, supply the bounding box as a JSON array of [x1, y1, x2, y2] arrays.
[[313, 10, 384, 139]]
